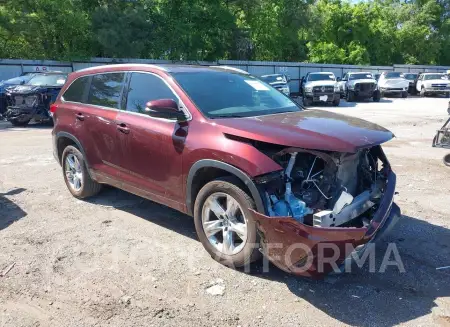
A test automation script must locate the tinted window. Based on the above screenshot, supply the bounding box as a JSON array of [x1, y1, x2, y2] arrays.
[[172, 71, 300, 119], [349, 73, 373, 80], [62, 76, 90, 103], [423, 74, 448, 80], [88, 73, 125, 108], [126, 73, 177, 114]]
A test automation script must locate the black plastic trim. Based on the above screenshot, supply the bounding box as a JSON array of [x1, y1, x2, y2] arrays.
[[186, 159, 265, 216], [55, 131, 93, 178]]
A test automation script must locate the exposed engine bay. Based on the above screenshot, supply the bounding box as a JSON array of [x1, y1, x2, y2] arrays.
[[256, 145, 388, 228]]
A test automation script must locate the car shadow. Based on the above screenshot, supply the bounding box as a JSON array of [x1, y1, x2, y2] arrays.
[[86, 187, 197, 240], [0, 188, 27, 231], [0, 121, 52, 131]]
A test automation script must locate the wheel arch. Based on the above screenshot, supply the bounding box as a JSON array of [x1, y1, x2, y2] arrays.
[[186, 159, 265, 216], [55, 132, 93, 178]]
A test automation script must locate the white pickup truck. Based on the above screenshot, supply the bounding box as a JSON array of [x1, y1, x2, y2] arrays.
[[416, 73, 450, 97]]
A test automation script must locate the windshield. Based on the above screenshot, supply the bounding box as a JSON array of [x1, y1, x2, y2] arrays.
[[28, 74, 67, 86], [2, 75, 34, 85], [423, 74, 448, 80], [172, 71, 300, 119], [403, 73, 417, 80], [307, 73, 335, 82], [384, 72, 402, 79], [260, 75, 286, 84], [349, 73, 373, 80]]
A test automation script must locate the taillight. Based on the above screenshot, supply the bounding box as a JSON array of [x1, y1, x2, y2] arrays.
[[50, 103, 58, 114]]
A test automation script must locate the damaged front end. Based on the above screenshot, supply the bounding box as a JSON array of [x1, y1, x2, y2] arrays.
[[4, 85, 61, 125], [251, 145, 401, 277]]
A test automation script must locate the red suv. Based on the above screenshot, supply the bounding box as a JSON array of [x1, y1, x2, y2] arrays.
[[52, 64, 401, 277]]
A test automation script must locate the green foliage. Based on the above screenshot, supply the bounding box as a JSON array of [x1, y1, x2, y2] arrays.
[[0, 0, 449, 65]]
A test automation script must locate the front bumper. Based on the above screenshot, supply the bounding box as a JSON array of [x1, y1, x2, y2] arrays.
[[424, 88, 450, 94], [305, 92, 340, 103], [250, 170, 399, 278], [5, 105, 50, 122], [380, 87, 407, 94]]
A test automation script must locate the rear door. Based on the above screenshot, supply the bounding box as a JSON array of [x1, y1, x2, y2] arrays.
[[82, 72, 127, 179], [115, 72, 186, 204]]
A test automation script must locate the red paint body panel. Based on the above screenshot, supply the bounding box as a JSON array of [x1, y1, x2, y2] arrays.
[[214, 110, 394, 153]]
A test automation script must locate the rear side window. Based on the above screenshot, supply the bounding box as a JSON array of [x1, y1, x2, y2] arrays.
[[125, 72, 177, 113], [62, 76, 90, 103], [88, 73, 125, 109]]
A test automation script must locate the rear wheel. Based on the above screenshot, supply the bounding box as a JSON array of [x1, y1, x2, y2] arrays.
[[193, 177, 260, 268], [62, 145, 102, 199]]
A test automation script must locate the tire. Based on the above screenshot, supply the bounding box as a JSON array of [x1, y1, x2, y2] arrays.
[[10, 118, 31, 127], [62, 145, 102, 199], [402, 91, 408, 98], [420, 87, 426, 97], [444, 153, 450, 167], [446, 92, 450, 98], [303, 96, 312, 107], [193, 176, 261, 268], [373, 91, 381, 102], [332, 97, 340, 106], [346, 90, 354, 102]]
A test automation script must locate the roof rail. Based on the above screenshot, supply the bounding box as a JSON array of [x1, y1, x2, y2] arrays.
[[209, 65, 249, 75]]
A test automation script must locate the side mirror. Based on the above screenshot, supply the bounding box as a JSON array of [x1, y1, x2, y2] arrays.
[[145, 99, 185, 120], [337, 77, 342, 82]]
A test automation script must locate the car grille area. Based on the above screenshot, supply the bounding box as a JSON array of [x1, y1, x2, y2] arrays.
[[355, 83, 375, 92], [313, 86, 334, 94]]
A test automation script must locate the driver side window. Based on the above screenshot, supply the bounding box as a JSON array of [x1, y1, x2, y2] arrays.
[[125, 72, 178, 116]]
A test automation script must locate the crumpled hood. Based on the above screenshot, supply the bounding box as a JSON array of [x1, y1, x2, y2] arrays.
[[349, 79, 376, 86], [305, 80, 337, 87], [216, 110, 394, 153], [378, 78, 409, 88], [6, 85, 51, 95]]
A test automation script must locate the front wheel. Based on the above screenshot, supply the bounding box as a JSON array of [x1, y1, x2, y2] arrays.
[[373, 91, 381, 102], [9, 118, 31, 127], [62, 145, 102, 199], [401, 91, 408, 98], [420, 87, 426, 97], [346, 90, 354, 102], [332, 97, 340, 106], [444, 153, 450, 167], [193, 177, 261, 268]]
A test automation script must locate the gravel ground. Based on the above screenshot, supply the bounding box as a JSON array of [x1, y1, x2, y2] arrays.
[[1, 96, 450, 327]]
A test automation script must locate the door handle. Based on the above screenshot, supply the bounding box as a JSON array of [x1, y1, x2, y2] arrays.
[[117, 123, 130, 134], [76, 113, 85, 121]]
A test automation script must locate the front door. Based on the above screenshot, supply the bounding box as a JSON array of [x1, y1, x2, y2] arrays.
[[116, 72, 186, 205]]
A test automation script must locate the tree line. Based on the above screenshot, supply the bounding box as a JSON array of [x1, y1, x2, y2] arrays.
[[0, 0, 449, 66]]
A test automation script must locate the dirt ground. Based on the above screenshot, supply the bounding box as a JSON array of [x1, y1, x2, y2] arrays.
[[1, 96, 450, 327]]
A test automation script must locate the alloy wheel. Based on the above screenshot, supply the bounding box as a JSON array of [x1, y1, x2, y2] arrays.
[[201, 192, 248, 255], [65, 154, 83, 191]]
